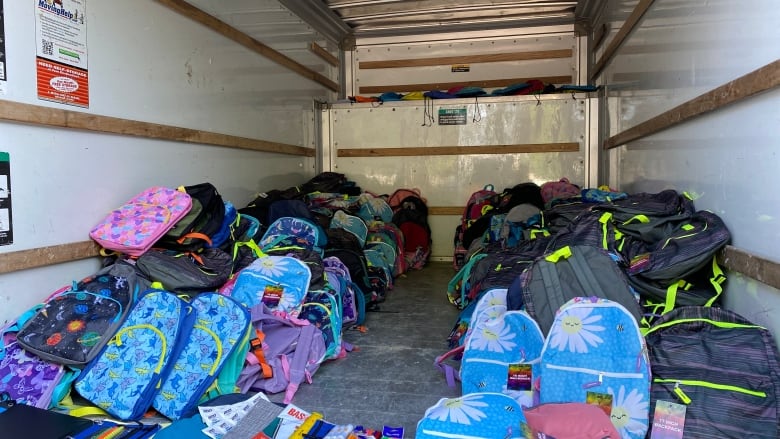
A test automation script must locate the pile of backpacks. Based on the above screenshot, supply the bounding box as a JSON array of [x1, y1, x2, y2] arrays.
[[0, 172, 432, 437], [425, 178, 780, 438]]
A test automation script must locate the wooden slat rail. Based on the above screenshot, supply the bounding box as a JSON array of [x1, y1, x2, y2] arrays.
[[338, 143, 580, 157], [604, 59, 780, 149], [718, 245, 780, 292], [590, 0, 655, 81], [0, 241, 101, 275], [359, 49, 573, 70], [0, 100, 314, 156], [429, 206, 463, 216], [3, 241, 779, 292], [359, 76, 573, 94], [155, 0, 339, 92], [310, 42, 339, 67]]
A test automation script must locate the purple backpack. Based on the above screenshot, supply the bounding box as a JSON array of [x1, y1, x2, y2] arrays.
[[236, 303, 325, 404], [89, 186, 192, 256], [0, 304, 73, 409]]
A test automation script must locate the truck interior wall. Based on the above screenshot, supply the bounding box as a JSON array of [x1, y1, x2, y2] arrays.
[[0, 1, 328, 326], [592, 0, 780, 340], [329, 29, 590, 260], [326, 95, 589, 260]]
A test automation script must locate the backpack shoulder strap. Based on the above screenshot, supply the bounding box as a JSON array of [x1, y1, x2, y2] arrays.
[[283, 323, 318, 404]]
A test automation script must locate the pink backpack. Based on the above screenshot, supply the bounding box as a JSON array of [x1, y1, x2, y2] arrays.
[[540, 178, 581, 205], [89, 186, 192, 256], [523, 403, 621, 438]]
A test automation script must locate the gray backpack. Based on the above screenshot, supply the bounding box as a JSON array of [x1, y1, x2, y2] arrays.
[[514, 244, 642, 335], [645, 306, 780, 438]]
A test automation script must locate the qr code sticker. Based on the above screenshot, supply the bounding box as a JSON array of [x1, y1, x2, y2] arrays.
[[42, 39, 54, 56]]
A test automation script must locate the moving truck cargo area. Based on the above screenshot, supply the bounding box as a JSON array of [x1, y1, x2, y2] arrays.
[[0, 0, 778, 437]]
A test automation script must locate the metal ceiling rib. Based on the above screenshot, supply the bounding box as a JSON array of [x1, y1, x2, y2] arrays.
[[324, 0, 579, 37]]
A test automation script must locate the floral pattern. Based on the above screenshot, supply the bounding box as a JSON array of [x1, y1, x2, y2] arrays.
[[608, 385, 649, 438], [548, 306, 605, 353]]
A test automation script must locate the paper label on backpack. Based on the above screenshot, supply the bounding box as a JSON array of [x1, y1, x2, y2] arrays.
[[262, 285, 284, 307], [650, 400, 686, 439], [586, 391, 613, 416], [507, 364, 532, 391]]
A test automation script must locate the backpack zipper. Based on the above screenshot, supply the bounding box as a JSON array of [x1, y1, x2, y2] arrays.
[[545, 363, 645, 386], [193, 325, 223, 375], [654, 378, 767, 404], [112, 324, 167, 376]]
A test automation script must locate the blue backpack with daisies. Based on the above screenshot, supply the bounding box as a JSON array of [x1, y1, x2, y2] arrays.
[[230, 255, 312, 316], [537, 297, 651, 439], [460, 308, 544, 408], [74, 289, 196, 420], [152, 293, 251, 420], [416, 392, 528, 439]]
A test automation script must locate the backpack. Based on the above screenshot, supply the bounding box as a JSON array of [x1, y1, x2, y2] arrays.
[[391, 193, 431, 270], [495, 182, 545, 213], [387, 188, 426, 213], [238, 187, 302, 229], [623, 210, 731, 315], [267, 199, 315, 225], [89, 186, 192, 256], [364, 241, 396, 284], [538, 297, 651, 439], [540, 178, 581, 206], [513, 245, 643, 335], [156, 182, 226, 252], [323, 256, 365, 327], [152, 293, 251, 420], [325, 227, 364, 253], [0, 302, 76, 409], [17, 262, 148, 366], [229, 255, 312, 316], [644, 306, 780, 438], [264, 246, 327, 293], [323, 248, 376, 311], [399, 221, 431, 270], [300, 289, 343, 360], [259, 216, 327, 255], [453, 185, 498, 270], [237, 303, 326, 404], [207, 200, 237, 249], [368, 222, 406, 276], [461, 184, 499, 229], [299, 172, 348, 195], [357, 194, 393, 224], [416, 393, 527, 439], [329, 210, 368, 248], [74, 289, 196, 420], [136, 247, 233, 297], [523, 403, 621, 439], [460, 308, 544, 407]]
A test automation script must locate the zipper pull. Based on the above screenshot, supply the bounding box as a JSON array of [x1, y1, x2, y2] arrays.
[[673, 382, 692, 404], [583, 373, 603, 389]]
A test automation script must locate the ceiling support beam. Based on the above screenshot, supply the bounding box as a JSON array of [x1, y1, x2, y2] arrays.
[[155, 0, 339, 92]]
